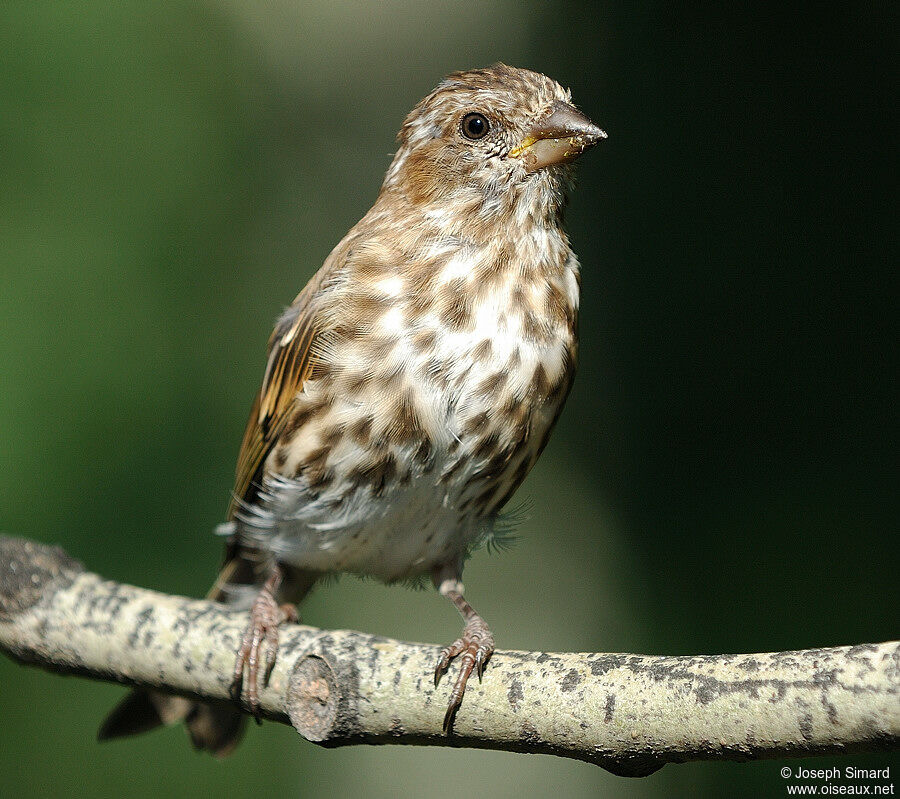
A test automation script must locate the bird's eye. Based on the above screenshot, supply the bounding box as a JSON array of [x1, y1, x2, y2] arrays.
[[461, 112, 490, 140]]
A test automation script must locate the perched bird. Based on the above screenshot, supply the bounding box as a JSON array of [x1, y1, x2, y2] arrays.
[[99, 64, 604, 754]]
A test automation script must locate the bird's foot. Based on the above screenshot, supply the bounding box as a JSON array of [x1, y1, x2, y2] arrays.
[[230, 572, 298, 721], [434, 614, 494, 733]]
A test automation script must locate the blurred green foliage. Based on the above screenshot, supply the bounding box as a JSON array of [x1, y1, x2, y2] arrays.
[[0, 2, 895, 797]]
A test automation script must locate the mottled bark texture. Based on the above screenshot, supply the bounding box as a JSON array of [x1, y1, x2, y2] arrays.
[[0, 536, 897, 776]]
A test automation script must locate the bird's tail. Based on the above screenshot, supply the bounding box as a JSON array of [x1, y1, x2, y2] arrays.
[[97, 549, 316, 756], [97, 687, 246, 757]]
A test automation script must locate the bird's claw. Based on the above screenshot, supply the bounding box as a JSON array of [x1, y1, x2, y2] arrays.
[[231, 587, 297, 721], [433, 617, 494, 733]]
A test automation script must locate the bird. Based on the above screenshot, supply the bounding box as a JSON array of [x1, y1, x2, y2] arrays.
[[99, 63, 605, 755]]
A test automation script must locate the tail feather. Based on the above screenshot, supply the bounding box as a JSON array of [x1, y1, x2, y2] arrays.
[[98, 689, 185, 740], [98, 689, 247, 757], [184, 701, 248, 757]]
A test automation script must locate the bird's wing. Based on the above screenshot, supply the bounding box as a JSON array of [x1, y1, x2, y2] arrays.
[[228, 269, 331, 519]]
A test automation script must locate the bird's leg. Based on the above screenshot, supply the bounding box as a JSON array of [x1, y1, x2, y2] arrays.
[[230, 564, 298, 721], [432, 572, 495, 733]]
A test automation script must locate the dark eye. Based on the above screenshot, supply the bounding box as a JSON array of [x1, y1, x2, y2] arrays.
[[461, 112, 490, 140]]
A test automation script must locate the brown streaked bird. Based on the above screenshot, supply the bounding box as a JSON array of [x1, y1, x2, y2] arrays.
[[99, 64, 605, 754]]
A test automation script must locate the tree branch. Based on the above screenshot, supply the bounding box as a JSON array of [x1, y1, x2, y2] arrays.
[[0, 535, 896, 777]]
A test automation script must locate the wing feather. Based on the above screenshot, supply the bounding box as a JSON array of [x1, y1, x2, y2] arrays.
[[228, 284, 324, 519]]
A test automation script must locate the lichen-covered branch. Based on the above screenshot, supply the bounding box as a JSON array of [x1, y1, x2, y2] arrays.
[[0, 536, 897, 777]]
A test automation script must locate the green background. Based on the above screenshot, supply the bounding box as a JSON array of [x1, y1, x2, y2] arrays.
[[0, 2, 895, 797]]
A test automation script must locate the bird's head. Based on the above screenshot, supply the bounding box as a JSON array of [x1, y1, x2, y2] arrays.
[[382, 64, 605, 224]]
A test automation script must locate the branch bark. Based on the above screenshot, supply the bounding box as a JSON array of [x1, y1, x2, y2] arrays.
[[0, 535, 897, 777]]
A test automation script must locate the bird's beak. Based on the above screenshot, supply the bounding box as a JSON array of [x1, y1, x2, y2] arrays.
[[510, 101, 607, 173]]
